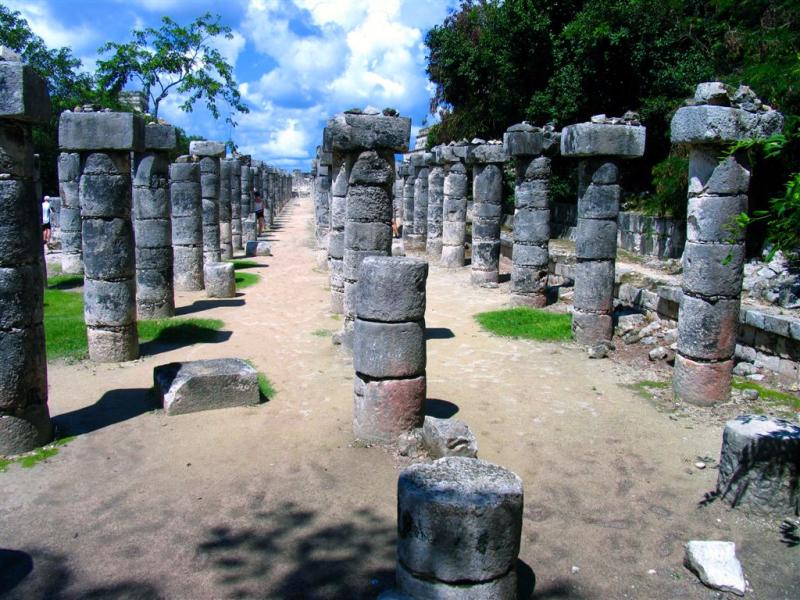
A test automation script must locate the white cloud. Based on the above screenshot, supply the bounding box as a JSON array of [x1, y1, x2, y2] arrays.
[[4, 0, 100, 54]]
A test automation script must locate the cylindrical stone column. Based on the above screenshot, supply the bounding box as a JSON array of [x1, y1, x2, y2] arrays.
[[505, 123, 559, 307], [670, 83, 783, 404], [170, 158, 204, 291], [342, 150, 395, 347], [426, 154, 445, 261], [561, 117, 646, 344], [328, 157, 349, 314], [440, 142, 470, 268], [467, 143, 508, 284], [0, 56, 53, 453], [406, 153, 430, 256], [353, 257, 426, 443], [133, 123, 176, 319], [315, 144, 333, 270], [74, 119, 141, 362], [58, 152, 83, 273], [266, 167, 276, 227], [240, 158, 255, 244], [219, 159, 233, 259], [393, 159, 404, 234], [230, 159, 242, 251], [400, 160, 415, 251], [395, 456, 523, 599], [190, 141, 225, 264]]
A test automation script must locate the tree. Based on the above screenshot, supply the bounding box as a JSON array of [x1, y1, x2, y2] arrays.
[[1, 6, 97, 194], [96, 12, 249, 123]]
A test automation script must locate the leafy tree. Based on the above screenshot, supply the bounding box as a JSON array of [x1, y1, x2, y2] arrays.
[[0, 6, 97, 194], [96, 12, 248, 123]]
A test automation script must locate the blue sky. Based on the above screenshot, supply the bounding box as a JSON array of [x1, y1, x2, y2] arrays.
[[7, 0, 459, 170]]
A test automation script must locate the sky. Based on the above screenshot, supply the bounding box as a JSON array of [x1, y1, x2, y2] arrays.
[[6, 0, 460, 170]]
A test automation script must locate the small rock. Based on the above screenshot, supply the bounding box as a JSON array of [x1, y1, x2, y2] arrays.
[[363, 105, 381, 115], [571, 565, 580, 574], [695, 462, 706, 470], [732, 362, 757, 376], [742, 389, 760, 401], [422, 416, 478, 459], [397, 429, 423, 458], [747, 373, 765, 381], [617, 313, 646, 333], [647, 569, 656, 575], [649, 346, 669, 361], [590, 114, 607, 123], [694, 82, 730, 106], [479, 282, 498, 289], [684, 541, 746, 596], [640, 335, 658, 345], [663, 328, 678, 344], [587, 344, 608, 359]]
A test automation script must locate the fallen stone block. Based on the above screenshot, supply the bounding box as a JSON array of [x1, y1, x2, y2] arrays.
[[245, 240, 272, 257], [154, 358, 259, 416], [684, 541, 746, 596], [204, 262, 235, 298], [422, 416, 478, 459]]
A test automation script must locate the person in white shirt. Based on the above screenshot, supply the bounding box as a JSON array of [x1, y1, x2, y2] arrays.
[[253, 190, 265, 235], [42, 196, 51, 246]]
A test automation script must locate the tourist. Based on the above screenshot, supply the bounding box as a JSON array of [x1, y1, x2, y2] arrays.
[[254, 190, 265, 234], [41, 195, 52, 249]]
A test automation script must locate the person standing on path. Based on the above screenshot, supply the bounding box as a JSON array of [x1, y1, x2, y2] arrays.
[[42, 195, 52, 248], [254, 190, 265, 235]]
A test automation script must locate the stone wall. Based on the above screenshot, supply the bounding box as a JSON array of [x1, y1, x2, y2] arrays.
[[616, 212, 685, 259]]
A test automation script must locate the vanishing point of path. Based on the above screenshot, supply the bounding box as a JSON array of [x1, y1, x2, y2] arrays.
[[1, 194, 797, 599]]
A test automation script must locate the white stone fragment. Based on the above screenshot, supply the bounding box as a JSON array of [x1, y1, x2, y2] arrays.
[[684, 541, 746, 596]]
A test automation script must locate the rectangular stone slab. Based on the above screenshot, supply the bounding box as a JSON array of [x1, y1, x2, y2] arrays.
[[326, 113, 411, 152], [154, 358, 260, 416], [0, 62, 51, 123], [59, 111, 145, 151]]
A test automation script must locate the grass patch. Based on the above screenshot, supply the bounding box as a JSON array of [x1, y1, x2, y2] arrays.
[[1, 435, 76, 471], [138, 318, 224, 345], [257, 373, 276, 399], [732, 378, 800, 411], [44, 279, 88, 361], [235, 271, 260, 289], [228, 259, 260, 270], [312, 329, 332, 337], [330, 314, 341, 321], [626, 380, 671, 401], [0, 457, 12, 472], [474, 307, 572, 342]]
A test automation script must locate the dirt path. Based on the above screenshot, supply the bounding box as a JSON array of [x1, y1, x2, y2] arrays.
[[1, 194, 797, 599]]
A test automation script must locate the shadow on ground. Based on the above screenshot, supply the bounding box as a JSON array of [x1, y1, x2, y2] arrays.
[[175, 299, 245, 317], [425, 327, 455, 340], [139, 325, 232, 356], [425, 398, 459, 418], [53, 387, 156, 437], [196, 501, 395, 599], [0, 547, 161, 600]]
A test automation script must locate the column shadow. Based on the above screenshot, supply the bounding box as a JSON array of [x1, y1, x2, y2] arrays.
[[52, 387, 157, 437], [425, 399, 459, 418], [175, 298, 245, 316]]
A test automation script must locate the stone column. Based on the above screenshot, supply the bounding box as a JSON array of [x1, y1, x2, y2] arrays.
[[133, 123, 176, 319], [315, 142, 333, 269], [230, 159, 242, 251], [353, 257, 426, 443], [239, 157, 255, 244], [670, 83, 783, 405], [328, 156, 349, 314], [0, 55, 53, 454], [267, 167, 276, 226], [190, 141, 225, 264], [58, 151, 83, 273], [170, 157, 204, 291], [393, 457, 523, 599], [219, 159, 233, 259], [426, 151, 445, 261], [60, 110, 143, 362], [561, 116, 645, 344], [327, 109, 412, 347], [504, 122, 559, 307], [406, 152, 430, 256], [467, 142, 509, 284], [439, 142, 470, 268], [393, 159, 404, 235], [400, 160, 415, 250]]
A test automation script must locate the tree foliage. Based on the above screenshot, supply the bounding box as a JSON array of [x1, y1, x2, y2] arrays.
[[95, 12, 248, 123], [425, 0, 800, 254]]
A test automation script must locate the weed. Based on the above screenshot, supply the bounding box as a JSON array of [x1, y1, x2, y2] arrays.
[[732, 378, 800, 411], [312, 329, 332, 337], [626, 380, 670, 401]]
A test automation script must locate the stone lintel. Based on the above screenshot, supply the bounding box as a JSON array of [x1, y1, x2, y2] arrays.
[[0, 61, 52, 123], [189, 140, 225, 157], [671, 105, 784, 146], [327, 113, 411, 152], [144, 123, 176, 151], [59, 111, 144, 152]]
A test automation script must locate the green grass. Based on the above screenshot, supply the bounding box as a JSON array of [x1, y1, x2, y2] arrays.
[[257, 373, 276, 399], [626, 380, 671, 401], [235, 271, 260, 289], [312, 329, 332, 337], [43, 274, 226, 360], [474, 307, 572, 342], [138, 318, 224, 345], [330, 314, 341, 321], [1, 435, 76, 470], [732, 378, 800, 411], [44, 278, 88, 361], [228, 259, 260, 270]]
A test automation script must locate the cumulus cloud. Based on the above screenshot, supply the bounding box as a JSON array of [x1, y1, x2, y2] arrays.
[[235, 0, 458, 169], [5, 0, 100, 55]]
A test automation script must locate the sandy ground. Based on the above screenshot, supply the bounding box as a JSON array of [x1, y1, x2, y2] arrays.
[[1, 193, 798, 600]]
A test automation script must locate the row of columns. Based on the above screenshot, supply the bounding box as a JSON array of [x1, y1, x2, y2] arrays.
[[310, 83, 782, 408]]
